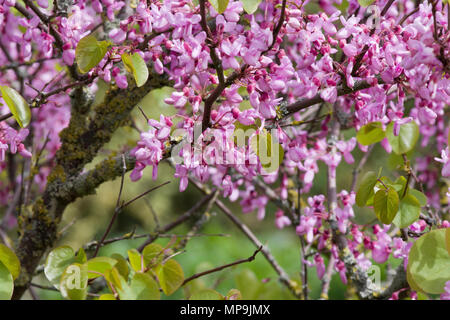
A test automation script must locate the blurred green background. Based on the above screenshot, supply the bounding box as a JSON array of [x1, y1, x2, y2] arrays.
[[28, 84, 414, 300]]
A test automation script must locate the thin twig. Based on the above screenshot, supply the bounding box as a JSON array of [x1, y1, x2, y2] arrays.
[[182, 246, 263, 286]]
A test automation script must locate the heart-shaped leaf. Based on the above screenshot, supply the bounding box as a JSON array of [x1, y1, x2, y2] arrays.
[[373, 188, 399, 224], [386, 121, 419, 155], [76, 34, 111, 73], [407, 228, 450, 294], [121, 52, 149, 87]]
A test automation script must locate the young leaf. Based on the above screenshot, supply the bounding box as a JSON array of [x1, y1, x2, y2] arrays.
[[392, 194, 421, 228], [128, 249, 143, 272], [190, 289, 224, 300], [209, 0, 229, 13], [0, 262, 13, 300], [85, 257, 117, 279], [241, 0, 261, 13], [355, 171, 378, 207], [104, 267, 123, 291], [156, 259, 184, 296], [121, 52, 149, 87], [0, 244, 20, 280], [75, 247, 87, 264], [0, 86, 31, 128], [75, 34, 110, 73], [358, 0, 375, 7], [118, 272, 160, 300], [409, 189, 427, 206], [142, 243, 164, 267], [226, 288, 242, 300], [44, 246, 76, 289], [250, 130, 284, 173], [110, 253, 129, 280], [60, 263, 88, 300], [446, 228, 450, 256], [407, 228, 450, 294], [373, 188, 399, 224], [356, 122, 385, 146], [99, 294, 116, 300], [386, 121, 419, 155]]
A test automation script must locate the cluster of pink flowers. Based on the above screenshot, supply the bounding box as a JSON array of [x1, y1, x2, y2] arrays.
[[0, 0, 449, 298]]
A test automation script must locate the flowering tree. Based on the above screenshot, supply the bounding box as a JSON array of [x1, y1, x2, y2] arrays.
[[0, 0, 449, 300]]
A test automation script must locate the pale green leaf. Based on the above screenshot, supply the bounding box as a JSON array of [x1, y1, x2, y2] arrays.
[[250, 130, 284, 173], [75, 34, 110, 73], [142, 243, 164, 268], [121, 52, 149, 87], [373, 188, 399, 224], [392, 194, 421, 228], [157, 259, 184, 296], [355, 171, 378, 207], [241, 0, 261, 13], [0, 262, 13, 300], [209, 0, 229, 13], [60, 263, 88, 300], [356, 122, 385, 146], [44, 246, 76, 289], [358, 0, 375, 7], [0, 86, 31, 128], [119, 273, 160, 300], [386, 121, 420, 155], [190, 289, 223, 300], [0, 244, 20, 280], [128, 249, 143, 272], [407, 228, 450, 294], [85, 257, 117, 279]]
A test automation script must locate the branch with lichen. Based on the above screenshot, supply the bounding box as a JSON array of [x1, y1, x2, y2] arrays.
[[12, 70, 172, 299]]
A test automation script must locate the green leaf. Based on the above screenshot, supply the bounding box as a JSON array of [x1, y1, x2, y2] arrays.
[[0, 244, 20, 280], [156, 259, 184, 296], [373, 188, 400, 224], [407, 228, 450, 294], [250, 130, 284, 173], [241, 0, 261, 13], [75, 34, 111, 74], [357, 0, 375, 7], [110, 253, 129, 280], [386, 121, 420, 155], [75, 248, 87, 264], [60, 263, 88, 300], [44, 246, 76, 289], [104, 267, 123, 291], [234, 269, 260, 299], [128, 249, 143, 272], [190, 289, 223, 300], [0, 262, 13, 300], [226, 288, 242, 300], [85, 257, 117, 279], [356, 122, 385, 146], [99, 293, 116, 300], [355, 171, 378, 207], [209, 0, 229, 13], [446, 228, 450, 256], [409, 189, 427, 207], [142, 243, 164, 268], [0, 86, 31, 128], [119, 273, 160, 300], [392, 194, 421, 228], [121, 52, 149, 87]]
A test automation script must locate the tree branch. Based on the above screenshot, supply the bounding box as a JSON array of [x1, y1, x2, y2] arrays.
[[182, 246, 263, 286]]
